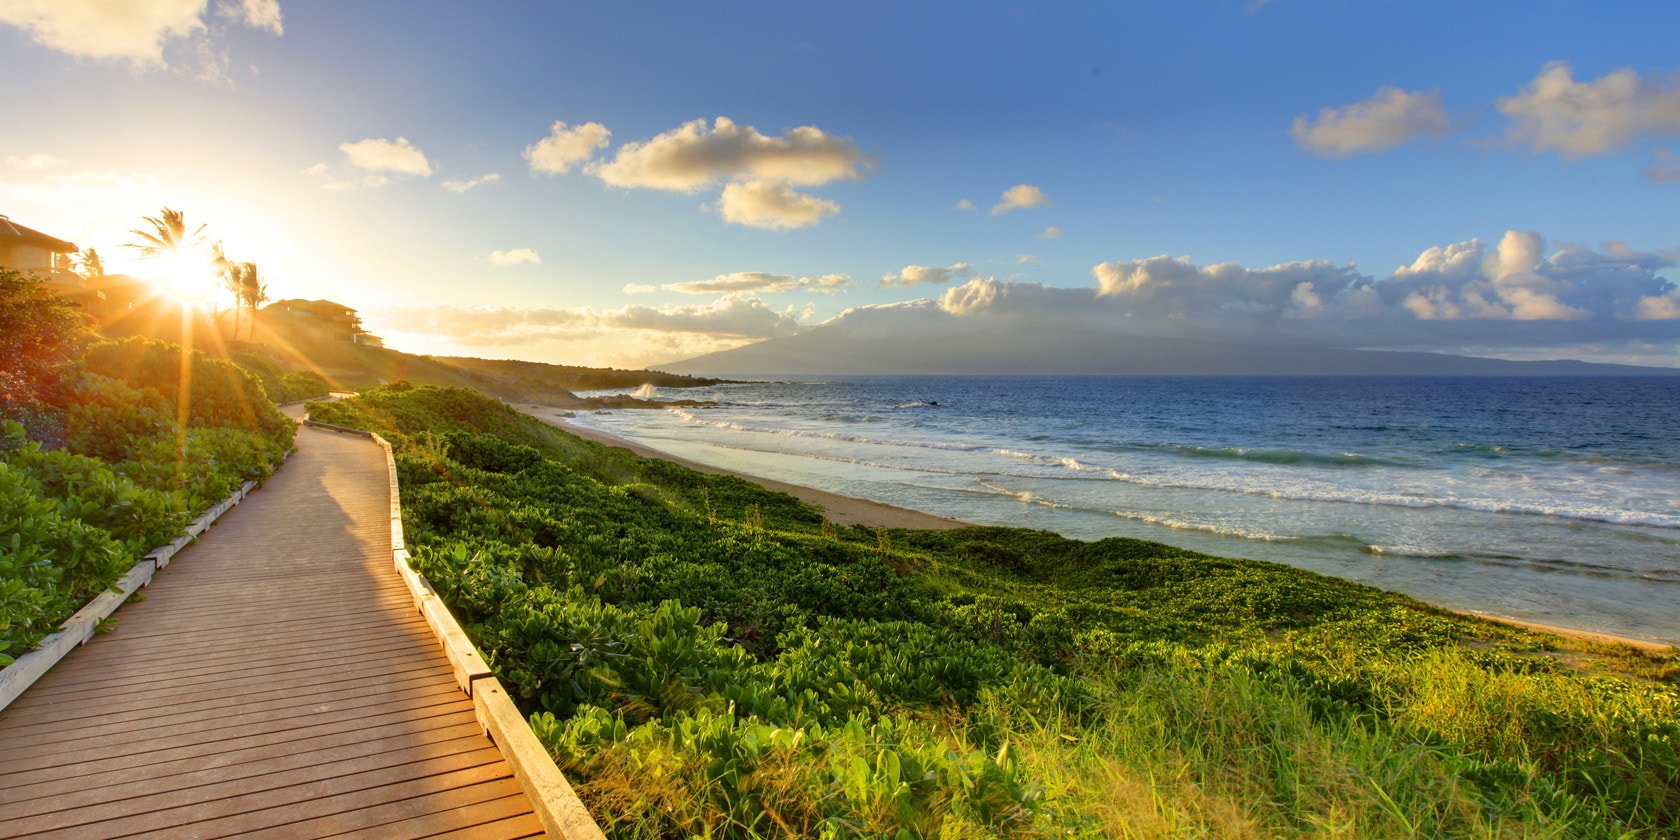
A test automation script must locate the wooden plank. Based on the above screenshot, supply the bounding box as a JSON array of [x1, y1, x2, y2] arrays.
[[425, 810, 551, 840], [334, 793, 547, 839], [0, 721, 491, 814], [226, 777, 529, 840], [2, 743, 510, 836], [5, 677, 464, 754], [0, 710, 485, 801], [30, 754, 520, 840], [0, 680, 471, 764]]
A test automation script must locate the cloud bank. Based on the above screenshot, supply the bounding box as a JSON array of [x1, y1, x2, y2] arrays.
[[817, 230, 1679, 359]]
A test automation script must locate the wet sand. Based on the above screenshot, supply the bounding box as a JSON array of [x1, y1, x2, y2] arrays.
[[514, 403, 1671, 652]]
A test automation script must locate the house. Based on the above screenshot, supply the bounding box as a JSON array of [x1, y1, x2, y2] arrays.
[[0, 214, 102, 311], [258, 298, 382, 345]]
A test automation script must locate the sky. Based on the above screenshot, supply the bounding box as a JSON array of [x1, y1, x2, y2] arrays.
[[3, 0, 1679, 368]]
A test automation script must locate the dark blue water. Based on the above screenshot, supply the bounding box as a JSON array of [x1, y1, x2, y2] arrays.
[[579, 377, 1680, 643]]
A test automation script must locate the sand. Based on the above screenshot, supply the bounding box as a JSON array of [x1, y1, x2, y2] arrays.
[[514, 403, 1671, 652]]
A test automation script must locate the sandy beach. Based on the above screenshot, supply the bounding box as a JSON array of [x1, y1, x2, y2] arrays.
[[515, 403, 1671, 652]]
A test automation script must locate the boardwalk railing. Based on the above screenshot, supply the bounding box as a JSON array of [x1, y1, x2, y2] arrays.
[[306, 418, 605, 840]]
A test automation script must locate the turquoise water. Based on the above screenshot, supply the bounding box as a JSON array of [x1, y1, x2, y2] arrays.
[[573, 376, 1680, 644]]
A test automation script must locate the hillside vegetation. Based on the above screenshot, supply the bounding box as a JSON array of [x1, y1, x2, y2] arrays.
[[312, 383, 1679, 839], [211, 337, 728, 409]]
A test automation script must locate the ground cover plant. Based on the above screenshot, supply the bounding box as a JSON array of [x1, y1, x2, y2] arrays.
[[0, 269, 294, 664], [316, 383, 1680, 838]]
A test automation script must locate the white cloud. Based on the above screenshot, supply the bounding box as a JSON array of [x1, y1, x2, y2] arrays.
[[880, 263, 976, 289], [300, 162, 329, 177], [714, 180, 838, 230], [1038, 226, 1063, 239], [991, 184, 1049, 215], [219, 0, 281, 35], [524, 121, 611, 175], [0, 0, 205, 64], [593, 117, 868, 192], [955, 199, 976, 211], [1290, 87, 1449, 157], [1017, 254, 1039, 264], [1497, 61, 1680, 158], [664, 271, 850, 295], [489, 248, 540, 266], [442, 173, 501, 193], [0, 0, 281, 68], [5, 153, 65, 171], [338, 137, 432, 177], [622, 283, 657, 294], [1647, 149, 1680, 183]]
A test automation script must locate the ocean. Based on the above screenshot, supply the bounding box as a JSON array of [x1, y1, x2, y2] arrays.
[[570, 376, 1680, 645]]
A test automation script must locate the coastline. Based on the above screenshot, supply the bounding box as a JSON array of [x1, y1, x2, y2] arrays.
[[516, 404, 970, 531], [514, 403, 1671, 652]]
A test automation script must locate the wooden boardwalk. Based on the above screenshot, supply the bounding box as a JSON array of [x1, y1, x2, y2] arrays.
[[0, 423, 545, 839]]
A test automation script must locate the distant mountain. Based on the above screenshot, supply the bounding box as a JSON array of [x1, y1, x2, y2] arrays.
[[657, 326, 1679, 377]]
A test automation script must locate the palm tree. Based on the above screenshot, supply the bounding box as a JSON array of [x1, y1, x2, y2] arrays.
[[126, 207, 206, 261], [128, 207, 213, 312], [77, 248, 104, 279], [239, 262, 269, 341], [214, 243, 241, 339]]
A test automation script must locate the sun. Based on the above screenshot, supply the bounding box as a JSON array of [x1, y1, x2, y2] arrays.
[[152, 251, 221, 303]]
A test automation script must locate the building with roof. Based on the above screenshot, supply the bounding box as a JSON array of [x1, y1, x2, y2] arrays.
[[258, 298, 382, 346], [0, 214, 102, 310]]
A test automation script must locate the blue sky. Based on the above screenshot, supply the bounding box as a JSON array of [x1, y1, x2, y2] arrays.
[[3, 1, 1678, 367]]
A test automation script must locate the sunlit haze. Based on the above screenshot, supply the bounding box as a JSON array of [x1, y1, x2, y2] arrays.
[[4, 1, 1679, 368]]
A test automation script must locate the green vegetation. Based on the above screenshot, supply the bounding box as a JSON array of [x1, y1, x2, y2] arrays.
[[319, 383, 1680, 837], [0, 269, 293, 665]]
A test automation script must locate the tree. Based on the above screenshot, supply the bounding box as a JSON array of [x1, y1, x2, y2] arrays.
[[126, 207, 206, 261], [238, 261, 269, 341], [129, 207, 215, 314], [0, 268, 92, 442], [77, 248, 104, 279]]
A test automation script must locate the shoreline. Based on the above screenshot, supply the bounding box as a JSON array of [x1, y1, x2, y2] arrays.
[[514, 403, 1672, 652], [516, 403, 970, 531]]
